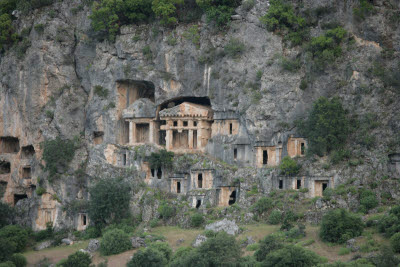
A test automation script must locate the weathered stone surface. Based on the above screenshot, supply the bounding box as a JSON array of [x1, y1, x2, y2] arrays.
[[87, 239, 100, 252], [346, 239, 360, 252], [34, 240, 53, 251], [61, 238, 73, 245], [130, 237, 146, 248], [192, 235, 207, 248], [205, 219, 239, 235]]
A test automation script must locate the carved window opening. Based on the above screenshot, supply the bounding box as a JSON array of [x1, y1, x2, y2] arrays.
[[157, 168, 162, 179], [93, 131, 104, 145], [296, 179, 301, 189], [301, 143, 305, 155], [262, 150, 268, 165], [151, 169, 155, 177], [198, 173, 203, 188], [322, 183, 328, 192], [122, 154, 127, 166], [14, 194, 27, 205], [229, 190, 236, 205], [0, 161, 10, 174], [22, 167, 31, 179], [183, 121, 188, 127], [0, 137, 20, 154], [234, 149, 237, 161], [196, 199, 202, 208], [193, 121, 197, 127], [82, 214, 87, 226], [177, 182, 181, 193], [21, 145, 35, 158], [173, 121, 178, 127], [229, 123, 233, 135], [159, 130, 166, 146], [279, 180, 283, 189]]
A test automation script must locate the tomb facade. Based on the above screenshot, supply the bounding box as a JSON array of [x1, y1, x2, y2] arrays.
[[218, 186, 237, 206], [255, 142, 283, 168], [287, 136, 307, 158]]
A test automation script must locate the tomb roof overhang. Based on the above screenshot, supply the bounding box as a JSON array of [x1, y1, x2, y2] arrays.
[[159, 102, 213, 119], [122, 98, 156, 119]]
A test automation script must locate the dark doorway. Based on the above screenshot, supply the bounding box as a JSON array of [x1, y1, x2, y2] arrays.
[[322, 183, 328, 191], [151, 169, 155, 177], [0, 161, 10, 174], [177, 182, 181, 193], [21, 145, 35, 158], [193, 130, 197, 149], [234, 148, 237, 160], [159, 130, 166, 146], [123, 154, 127, 166], [0, 137, 19, 153], [82, 214, 87, 226], [296, 179, 301, 189], [263, 150, 268, 165], [301, 143, 305, 155], [157, 168, 162, 179], [196, 199, 202, 208], [14, 194, 27, 205], [229, 190, 236, 205], [229, 123, 233, 135], [198, 173, 203, 188], [279, 180, 283, 189], [22, 167, 31, 179]]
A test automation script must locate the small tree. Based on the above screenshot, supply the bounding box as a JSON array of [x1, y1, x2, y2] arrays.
[[149, 243, 172, 262], [263, 245, 321, 266], [0, 225, 28, 252], [0, 202, 14, 228], [253, 197, 273, 214], [59, 251, 91, 267], [99, 229, 131, 256], [320, 209, 364, 243], [254, 235, 283, 262], [268, 210, 282, 225], [158, 202, 175, 220], [298, 97, 349, 156], [190, 213, 204, 227], [279, 156, 301, 176], [10, 253, 27, 267], [391, 233, 400, 253], [127, 247, 168, 267], [88, 178, 131, 226]]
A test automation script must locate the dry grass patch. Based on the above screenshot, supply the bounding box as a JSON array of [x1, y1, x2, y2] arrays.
[[151, 226, 203, 250]]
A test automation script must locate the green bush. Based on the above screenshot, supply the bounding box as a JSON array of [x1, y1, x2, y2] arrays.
[[196, 0, 240, 28], [246, 243, 259, 251], [35, 186, 46, 196], [262, 245, 322, 266], [88, 178, 131, 227], [0, 238, 16, 262], [378, 206, 400, 238], [338, 247, 351, 255], [190, 213, 204, 228], [41, 137, 79, 180], [152, 0, 183, 26], [298, 97, 349, 156], [353, 0, 375, 20], [391, 233, 400, 253], [9, 254, 26, 267], [149, 242, 172, 261], [253, 197, 273, 214], [254, 235, 283, 262], [0, 225, 28, 253], [280, 56, 301, 72], [223, 38, 245, 59], [58, 251, 91, 267], [359, 190, 378, 213], [0, 13, 17, 50], [127, 247, 167, 267], [158, 202, 175, 220], [148, 149, 174, 170], [259, 0, 305, 32], [279, 156, 301, 176], [0, 202, 14, 228], [99, 229, 131, 256], [268, 210, 282, 225], [319, 209, 364, 244], [0, 262, 15, 267], [93, 85, 108, 98]]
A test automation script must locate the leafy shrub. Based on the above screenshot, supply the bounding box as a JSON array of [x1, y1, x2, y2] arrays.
[[223, 38, 245, 59], [0, 225, 28, 252], [99, 229, 131, 256], [196, 0, 240, 28], [263, 245, 322, 266], [353, 0, 375, 20], [330, 149, 350, 164], [34, 23, 45, 33], [41, 137, 79, 180], [149, 218, 159, 228], [9, 254, 26, 267], [359, 190, 378, 213], [88, 178, 131, 226], [378, 206, 400, 238], [142, 45, 153, 60], [0, 262, 15, 267], [81, 226, 101, 240], [158, 202, 175, 220], [298, 97, 349, 156], [0, 238, 15, 262], [259, 0, 305, 32], [148, 149, 174, 170], [338, 247, 351, 255], [279, 156, 301, 176], [253, 197, 273, 214], [35, 186, 46, 196], [390, 233, 400, 253], [268, 210, 282, 225], [152, 0, 183, 26], [182, 25, 200, 48], [280, 56, 301, 72], [0, 202, 14, 228], [127, 247, 167, 267], [190, 213, 204, 227], [246, 243, 259, 251], [320, 209, 364, 244], [0, 14, 17, 50], [254, 235, 283, 262], [58, 251, 91, 267], [149, 242, 172, 262]]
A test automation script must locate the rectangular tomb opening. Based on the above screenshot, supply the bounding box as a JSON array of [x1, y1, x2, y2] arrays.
[[22, 167, 31, 179], [93, 131, 104, 145], [0, 161, 10, 174], [136, 123, 150, 143], [21, 145, 35, 158], [0, 137, 20, 154]]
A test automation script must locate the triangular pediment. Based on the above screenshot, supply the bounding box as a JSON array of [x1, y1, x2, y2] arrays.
[[159, 102, 213, 118]]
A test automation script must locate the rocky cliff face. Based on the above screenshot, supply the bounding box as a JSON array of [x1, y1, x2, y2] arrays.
[[0, 0, 399, 230]]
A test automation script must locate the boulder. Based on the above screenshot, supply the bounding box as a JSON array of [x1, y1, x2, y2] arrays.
[[87, 239, 100, 252], [205, 219, 240, 235], [34, 240, 53, 251], [131, 237, 146, 248], [231, 15, 242, 20], [346, 238, 360, 252], [61, 238, 73, 245], [176, 239, 185, 246], [192, 235, 207, 248]]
